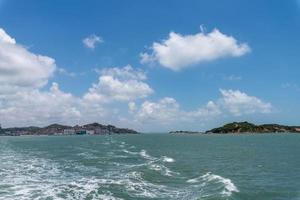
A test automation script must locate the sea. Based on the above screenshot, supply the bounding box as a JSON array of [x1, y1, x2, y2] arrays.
[[0, 134, 299, 200]]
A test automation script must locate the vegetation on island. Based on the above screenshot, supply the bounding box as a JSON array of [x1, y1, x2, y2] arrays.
[[206, 121, 300, 134]]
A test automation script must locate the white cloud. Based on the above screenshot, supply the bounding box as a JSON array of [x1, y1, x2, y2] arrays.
[[0, 28, 148, 127], [128, 101, 137, 112], [141, 28, 250, 71], [135, 97, 182, 123], [83, 65, 153, 103], [100, 65, 147, 80], [0, 29, 16, 43], [131, 90, 271, 128], [132, 98, 221, 126], [0, 28, 272, 131], [219, 89, 272, 116], [0, 28, 56, 89], [0, 82, 81, 127], [190, 101, 222, 118], [82, 34, 103, 49], [0, 80, 128, 128]]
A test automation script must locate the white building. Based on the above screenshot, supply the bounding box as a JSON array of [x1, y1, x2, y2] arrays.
[[64, 129, 75, 135], [86, 130, 95, 135]]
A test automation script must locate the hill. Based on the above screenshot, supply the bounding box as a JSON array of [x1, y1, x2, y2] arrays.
[[206, 121, 300, 134], [1, 123, 138, 136]]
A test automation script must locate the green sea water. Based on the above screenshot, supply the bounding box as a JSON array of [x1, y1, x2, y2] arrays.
[[0, 134, 299, 200]]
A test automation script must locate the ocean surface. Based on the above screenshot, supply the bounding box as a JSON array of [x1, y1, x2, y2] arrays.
[[0, 134, 299, 200]]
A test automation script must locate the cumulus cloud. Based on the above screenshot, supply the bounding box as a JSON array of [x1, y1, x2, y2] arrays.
[[0, 27, 152, 127], [0, 28, 56, 89], [219, 89, 272, 116], [0, 63, 152, 127], [128, 102, 137, 112], [0, 28, 272, 131], [135, 97, 183, 123], [132, 98, 221, 126], [131, 89, 271, 126], [82, 34, 103, 49], [83, 65, 153, 103], [140, 28, 250, 71], [0, 83, 81, 127]]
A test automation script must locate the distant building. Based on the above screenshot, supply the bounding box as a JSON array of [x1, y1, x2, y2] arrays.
[[75, 129, 86, 135], [64, 129, 75, 135], [94, 128, 109, 135], [86, 130, 95, 135]]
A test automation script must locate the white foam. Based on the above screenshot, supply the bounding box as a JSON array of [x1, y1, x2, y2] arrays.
[[187, 172, 239, 197], [0, 145, 121, 200], [139, 149, 155, 160], [0, 139, 240, 200], [122, 149, 137, 154], [149, 164, 178, 177], [123, 148, 180, 177], [162, 156, 175, 163], [186, 177, 199, 183], [202, 172, 239, 195]]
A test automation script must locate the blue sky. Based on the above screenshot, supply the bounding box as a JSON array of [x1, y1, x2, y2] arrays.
[[0, 0, 299, 131]]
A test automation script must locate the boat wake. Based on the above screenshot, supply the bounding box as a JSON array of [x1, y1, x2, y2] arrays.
[[0, 137, 239, 200]]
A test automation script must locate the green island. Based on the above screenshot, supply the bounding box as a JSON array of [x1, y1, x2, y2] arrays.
[[170, 121, 300, 134]]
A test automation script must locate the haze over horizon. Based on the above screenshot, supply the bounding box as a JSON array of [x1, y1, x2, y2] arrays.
[[0, 0, 299, 132]]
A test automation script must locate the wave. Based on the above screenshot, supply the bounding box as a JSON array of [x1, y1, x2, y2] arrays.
[[0, 138, 239, 200], [0, 144, 122, 200], [139, 149, 156, 160], [162, 156, 175, 163], [121, 148, 179, 177], [187, 172, 239, 197]]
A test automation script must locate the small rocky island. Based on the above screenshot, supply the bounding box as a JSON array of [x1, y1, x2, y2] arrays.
[[0, 123, 138, 136], [206, 121, 300, 134], [169, 130, 204, 134]]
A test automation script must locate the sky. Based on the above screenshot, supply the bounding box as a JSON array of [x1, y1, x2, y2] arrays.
[[0, 0, 299, 132]]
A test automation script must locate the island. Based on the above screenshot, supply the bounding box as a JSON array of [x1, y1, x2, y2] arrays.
[[0, 123, 139, 136], [205, 121, 300, 134], [168, 121, 300, 134], [169, 130, 204, 134]]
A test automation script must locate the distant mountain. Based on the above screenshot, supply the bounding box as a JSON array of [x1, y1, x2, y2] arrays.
[[206, 121, 300, 134], [1, 123, 139, 136]]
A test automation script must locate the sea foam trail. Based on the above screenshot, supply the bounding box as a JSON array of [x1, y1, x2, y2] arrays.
[[0, 143, 124, 200], [0, 137, 238, 200]]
